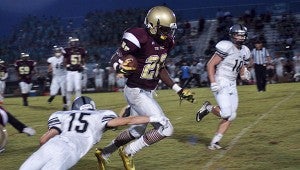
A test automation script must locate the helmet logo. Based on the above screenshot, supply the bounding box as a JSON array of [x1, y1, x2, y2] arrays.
[[79, 104, 94, 110]]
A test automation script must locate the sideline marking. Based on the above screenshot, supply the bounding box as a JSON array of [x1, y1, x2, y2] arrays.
[[202, 92, 296, 169]]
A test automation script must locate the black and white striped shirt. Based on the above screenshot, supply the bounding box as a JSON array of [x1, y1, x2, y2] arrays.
[[251, 47, 270, 65]]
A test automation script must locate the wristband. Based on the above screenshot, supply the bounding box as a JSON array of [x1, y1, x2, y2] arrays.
[[113, 62, 119, 70], [172, 84, 182, 93]]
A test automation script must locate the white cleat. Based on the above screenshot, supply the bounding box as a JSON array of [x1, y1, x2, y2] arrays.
[[208, 142, 222, 150]]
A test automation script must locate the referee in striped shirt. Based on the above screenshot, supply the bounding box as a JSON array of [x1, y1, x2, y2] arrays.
[[250, 39, 272, 92]]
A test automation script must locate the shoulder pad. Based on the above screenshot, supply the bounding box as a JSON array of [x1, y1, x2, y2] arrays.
[[216, 40, 233, 54], [124, 28, 149, 45]]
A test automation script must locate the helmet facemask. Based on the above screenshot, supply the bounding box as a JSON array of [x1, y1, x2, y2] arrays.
[[229, 24, 248, 46], [20, 53, 29, 61], [53, 46, 62, 57], [68, 37, 80, 47], [231, 32, 247, 46]]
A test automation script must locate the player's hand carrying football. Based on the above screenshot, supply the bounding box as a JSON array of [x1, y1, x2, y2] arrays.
[[178, 88, 195, 103], [117, 58, 137, 75]]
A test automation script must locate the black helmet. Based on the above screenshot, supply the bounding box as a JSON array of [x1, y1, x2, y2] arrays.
[[229, 24, 248, 45], [71, 96, 96, 110]]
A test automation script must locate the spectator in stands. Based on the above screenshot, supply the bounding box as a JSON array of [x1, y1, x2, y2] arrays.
[[14, 53, 36, 106], [0, 59, 8, 104], [106, 66, 116, 92], [93, 64, 105, 91], [205, 39, 216, 57], [198, 17, 205, 35], [166, 59, 177, 80], [250, 38, 272, 92], [185, 60, 201, 87], [180, 62, 191, 88], [292, 50, 300, 81]]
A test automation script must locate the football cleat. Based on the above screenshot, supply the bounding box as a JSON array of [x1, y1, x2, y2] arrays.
[[119, 146, 135, 170], [208, 142, 222, 150], [196, 101, 211, 122], [22, 127, 36, 136], [95, 148, 109, 170]]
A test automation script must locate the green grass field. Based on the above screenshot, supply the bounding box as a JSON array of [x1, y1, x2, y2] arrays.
[[1, 83, 300, 170]]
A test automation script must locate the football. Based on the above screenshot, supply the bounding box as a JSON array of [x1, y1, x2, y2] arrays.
[[122, 54, 138, 70]]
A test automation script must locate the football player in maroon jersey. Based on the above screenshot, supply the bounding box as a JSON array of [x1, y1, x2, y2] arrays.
[[63, 37, 87, 110], [96, 6, 195, 170], [14, 53, 36, 106]]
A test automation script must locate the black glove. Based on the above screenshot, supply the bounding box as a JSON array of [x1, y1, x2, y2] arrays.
[[178, 89, 195, 103]]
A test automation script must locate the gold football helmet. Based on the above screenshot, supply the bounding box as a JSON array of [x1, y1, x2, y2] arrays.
[[144, 6, 177, 40]]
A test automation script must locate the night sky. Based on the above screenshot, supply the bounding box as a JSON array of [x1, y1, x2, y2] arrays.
[[0, 0, 296, 37]]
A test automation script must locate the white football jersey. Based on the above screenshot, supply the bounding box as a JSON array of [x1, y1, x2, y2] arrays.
[[47, 55, 67, 76], [48, 110, 117, 158], [215, 40, 250, 81]]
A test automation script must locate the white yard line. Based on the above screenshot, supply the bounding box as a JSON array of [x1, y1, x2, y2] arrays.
[[202, 92, 296, 169]]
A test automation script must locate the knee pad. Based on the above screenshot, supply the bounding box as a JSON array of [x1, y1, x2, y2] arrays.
[[129, 124, 147, 138], [220, 110, 236, 121], [157, 120, 173, 137], [228, 112, 237, 121], [220, 110, 230, 120]]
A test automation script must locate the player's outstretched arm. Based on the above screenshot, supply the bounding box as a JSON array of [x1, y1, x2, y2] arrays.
[[39, 128, 59, 146], [106, 116, 165, 128]]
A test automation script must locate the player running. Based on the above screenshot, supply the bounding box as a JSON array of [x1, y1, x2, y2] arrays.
[[63, 37, 87, 110], [196, 24, 251, 150], [97, 6, 194, 170], [47, 46, 68, 110], [14, 53, 36, 106]]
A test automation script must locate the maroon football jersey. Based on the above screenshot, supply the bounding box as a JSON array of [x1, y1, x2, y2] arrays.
[[14, 60, 36, 83], [119, 27, 175, 90], [64, 47, 87, 71]]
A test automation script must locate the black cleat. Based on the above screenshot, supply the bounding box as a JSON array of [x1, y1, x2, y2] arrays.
[[196, 101, 211, 122]]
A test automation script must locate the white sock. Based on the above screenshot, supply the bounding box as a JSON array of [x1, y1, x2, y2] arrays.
[[75, 90, 81, 98], [66, 91, 72, 107], [207, 105, 213, 112], [125, 137, 148, 156], [211, 133, 223, 145]]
